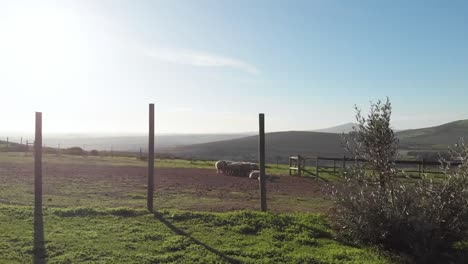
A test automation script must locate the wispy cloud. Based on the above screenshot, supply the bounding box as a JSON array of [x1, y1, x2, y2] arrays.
[[145, 48, 259, 74]]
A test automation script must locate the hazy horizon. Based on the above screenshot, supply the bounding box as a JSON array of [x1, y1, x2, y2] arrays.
[[0, 117, 464, 140], [2, 0, 468, 134]]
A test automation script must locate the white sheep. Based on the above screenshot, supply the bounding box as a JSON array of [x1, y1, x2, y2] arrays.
[[249, 170, 260, 180], [215, 160, 227, 174], [249, 163, 259, 171], [226, 162, 242, 176]]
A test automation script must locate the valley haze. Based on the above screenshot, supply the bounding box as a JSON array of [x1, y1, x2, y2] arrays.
[[3, 120, 466, 163]]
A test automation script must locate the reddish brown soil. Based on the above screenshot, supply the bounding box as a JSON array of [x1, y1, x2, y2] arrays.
[[0, 162, 331, 212]]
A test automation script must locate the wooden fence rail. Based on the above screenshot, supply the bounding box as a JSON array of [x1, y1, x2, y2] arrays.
[[289, 155, 461, 178]]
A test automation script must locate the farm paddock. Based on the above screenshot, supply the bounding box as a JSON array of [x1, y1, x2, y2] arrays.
[[0, 153, 396, 263], [0, 153, 331, 213]]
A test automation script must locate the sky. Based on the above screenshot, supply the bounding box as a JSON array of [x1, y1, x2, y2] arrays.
[[1, 0, 468, 134]]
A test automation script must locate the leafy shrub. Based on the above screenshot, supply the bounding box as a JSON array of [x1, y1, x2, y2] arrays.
[[63, 147, 85, 156], [406, 151, 450, 161], [333, 98, 468, 262]]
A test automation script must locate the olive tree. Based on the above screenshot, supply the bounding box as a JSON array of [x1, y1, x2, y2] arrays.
[[333, 98, 468, 262]]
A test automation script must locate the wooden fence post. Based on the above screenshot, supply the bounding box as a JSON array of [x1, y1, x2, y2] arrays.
[[6, 137, 8, 151], [148, 104, 155, 212], [333, 159, 336, 175], [34, 112, 42, 212], [418, 159, 422, 178], [316, 157, 320, 178], [422, 158, 425, 175], [297, 154, 302, 177], [259, 113, 267, 212]]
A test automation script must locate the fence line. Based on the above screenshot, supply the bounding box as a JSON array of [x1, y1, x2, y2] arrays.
[[289, 155, 460, 178]]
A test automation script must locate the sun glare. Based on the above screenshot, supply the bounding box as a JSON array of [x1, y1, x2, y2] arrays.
[[1, 6, 88, 84]]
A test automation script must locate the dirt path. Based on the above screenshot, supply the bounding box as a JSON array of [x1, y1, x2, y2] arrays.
[[0, 162, 331, 212]]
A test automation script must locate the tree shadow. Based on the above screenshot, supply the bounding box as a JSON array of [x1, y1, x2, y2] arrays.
[[33, 207, 46, 264], [153, 212, 240, 264]]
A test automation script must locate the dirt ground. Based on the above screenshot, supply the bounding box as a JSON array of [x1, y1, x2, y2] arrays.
[[0, 161, 332, 212]]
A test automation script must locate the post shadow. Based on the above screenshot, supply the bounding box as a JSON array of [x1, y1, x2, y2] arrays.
[[153, 212, 240, 264], [33, 206, 46, 263]]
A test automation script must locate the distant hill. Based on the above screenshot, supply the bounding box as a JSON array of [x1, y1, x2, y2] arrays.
[[11, 133, 255, 151], [4, 119, 467, 162], [396, 120, 468, 149], [313, 123, 355, 134], [161, 120, 468, 162], [160, 131, 347, 163]]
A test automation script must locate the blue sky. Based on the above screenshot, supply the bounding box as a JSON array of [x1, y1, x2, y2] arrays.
[[1, 0, 468, 134]]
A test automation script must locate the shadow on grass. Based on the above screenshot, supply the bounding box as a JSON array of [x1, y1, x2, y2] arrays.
[[33, 206, 46, 264], [153, 212, 240, 264]]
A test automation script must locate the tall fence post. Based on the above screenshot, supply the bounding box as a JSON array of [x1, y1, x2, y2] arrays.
[[6, 137, 9, 151], [297, 154, 302, 177], [418, 159, 422, 178], [421, 158, 425, 175], [333, 159, 336, 175], [316, 157, 320, 178], [147, 103, 155, 212], [34, 112, 43, 212], [259, 113, 267, 212]]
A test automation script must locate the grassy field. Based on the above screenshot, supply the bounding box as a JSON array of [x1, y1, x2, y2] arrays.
[[0, 151, 398, 263], [5, 151, 460, 263], [0, 205, 390, 264], [0, 152, 335, 213], [0, 151, 440, 180], [0, 151, 342, 179]]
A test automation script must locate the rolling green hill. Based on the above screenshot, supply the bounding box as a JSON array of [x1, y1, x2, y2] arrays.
[[4, 119, 468, 161], [396, 120, 468, 149], [161, 120, 468, 162], [160, 131, 348, 163]]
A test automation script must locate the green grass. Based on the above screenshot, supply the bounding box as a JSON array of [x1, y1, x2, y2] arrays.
[[0, 205, 390, 264], [3, 151, 454, 262], [0, 152, 440, 181], [0, 152, 337, 178]]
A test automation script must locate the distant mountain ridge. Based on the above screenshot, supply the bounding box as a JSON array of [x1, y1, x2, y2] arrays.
[[161, 119, 468, 161], [3, 119, 468, 161], [0, 133, 255, 152], [313, 123, 355, 134], [396, 120, 468, 149], [160, 131, 347, 162]]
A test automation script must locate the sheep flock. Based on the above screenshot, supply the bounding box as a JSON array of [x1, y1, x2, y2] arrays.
[[215, 160, 260, 179]]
